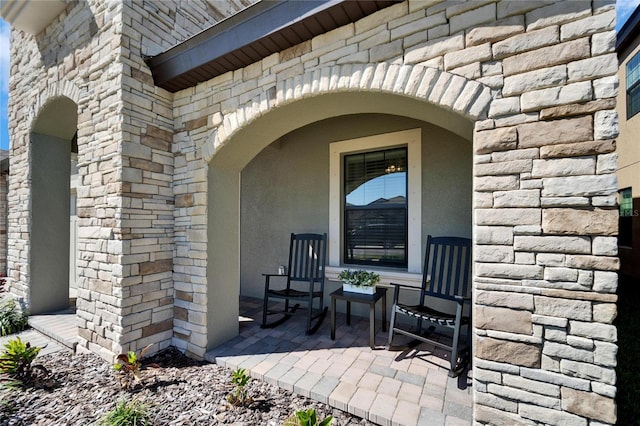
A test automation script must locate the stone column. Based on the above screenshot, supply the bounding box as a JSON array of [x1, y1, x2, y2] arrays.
[[472, 6, 619, 421]]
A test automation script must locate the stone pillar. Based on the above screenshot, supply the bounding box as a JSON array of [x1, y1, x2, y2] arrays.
[[471, 3, 619, 422], [0, 165, 7, 275], [108, 1, 254, 358]]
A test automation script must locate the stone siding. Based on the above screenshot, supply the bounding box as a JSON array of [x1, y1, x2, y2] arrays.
[[7, 0, 619, 424], [0, 169, 7, 274], [7, 0, 254, 359]]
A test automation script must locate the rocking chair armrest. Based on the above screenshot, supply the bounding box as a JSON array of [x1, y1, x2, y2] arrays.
[[389, 282, 422, 290], [389, 282, 421, 303], [263, 273, 287, 290]]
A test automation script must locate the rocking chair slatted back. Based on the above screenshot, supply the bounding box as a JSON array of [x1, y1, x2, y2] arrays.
[[288, 233, 326, 283], [421, 236, 471, 303]]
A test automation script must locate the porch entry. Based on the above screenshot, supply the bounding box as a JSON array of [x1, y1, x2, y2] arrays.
[[30, 96, 78, 314], [209, 79, 477, 353]]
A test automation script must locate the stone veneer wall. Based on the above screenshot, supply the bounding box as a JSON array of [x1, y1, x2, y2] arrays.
[[122, 0, 258, 355], [170, 1, 619, 424], [0, 170, 7, 274], [6, 0, 253, 359], [7, 0, 620, 424], [7, 1, 117, 356]]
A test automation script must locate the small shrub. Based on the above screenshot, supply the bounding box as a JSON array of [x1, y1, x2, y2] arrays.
[[113, 344, 159, 389], [99, 398, 151, 426], [0, 337, 47, 388], [227, 368, 252, 406], [283, 409, 333, 426], [0, 299, 28, 337]]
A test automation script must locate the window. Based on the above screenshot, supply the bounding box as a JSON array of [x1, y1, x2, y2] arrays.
[[329, 129, 421, 272], [627, 52, 640, 118], [620, 187, 633, 217], [620, 188, 633, 248], [343, 147, 408, 267]]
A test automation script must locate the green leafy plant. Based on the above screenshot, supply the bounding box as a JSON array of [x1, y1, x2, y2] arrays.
[[113, 344, 159, 389], [338, 269, 380, 287], [0, 299, 28, 336], [227, 367, 252, 406], [283, 409, 333, 426], [0, 337, 47, 388], [99, 398, 151, 426]]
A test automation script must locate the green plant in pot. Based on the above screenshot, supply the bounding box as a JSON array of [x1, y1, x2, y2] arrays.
[[338, 269, 380, 294]]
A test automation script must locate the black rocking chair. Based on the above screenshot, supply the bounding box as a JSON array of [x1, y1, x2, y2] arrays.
[[261, 233, 328, 335], [387, 235, 472, 377]]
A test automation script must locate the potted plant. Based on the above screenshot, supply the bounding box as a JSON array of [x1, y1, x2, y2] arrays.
[[338, 269, 380, 294]]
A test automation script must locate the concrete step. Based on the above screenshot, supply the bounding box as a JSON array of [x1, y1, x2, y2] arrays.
[[0, 328, 66, 356], [28, 310, 77, 352]]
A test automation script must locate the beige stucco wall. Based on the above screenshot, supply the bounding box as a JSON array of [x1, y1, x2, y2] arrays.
[[617, 30, 640, 278], [617, 37, 640, 196], [30, 132, 71, 314]]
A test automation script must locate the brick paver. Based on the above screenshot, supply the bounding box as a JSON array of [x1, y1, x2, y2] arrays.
[[205, 296, 473, 425], [328, 381, 358, 412], [393, 399, 421, 426], [349, 387, 377, 419], [369, 392, 398, 425]]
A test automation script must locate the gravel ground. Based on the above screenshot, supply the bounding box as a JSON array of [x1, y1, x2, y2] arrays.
[[0, 347, 372, 425]]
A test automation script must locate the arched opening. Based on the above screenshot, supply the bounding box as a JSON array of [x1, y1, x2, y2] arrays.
[[30, 96, 78, 314], [206, 90, 474, 349]]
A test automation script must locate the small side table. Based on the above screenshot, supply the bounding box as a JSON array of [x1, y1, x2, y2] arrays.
[[330, 287, 388, 348]]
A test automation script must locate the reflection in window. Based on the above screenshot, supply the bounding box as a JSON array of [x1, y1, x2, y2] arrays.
[[620, 187, 633, 248], [627, 52, 640, 118], [620, 188, 633, 217], [343, 147, 407, 267]]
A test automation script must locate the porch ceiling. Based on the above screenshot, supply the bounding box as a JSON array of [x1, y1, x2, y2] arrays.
[[145, 0, 401, 93]]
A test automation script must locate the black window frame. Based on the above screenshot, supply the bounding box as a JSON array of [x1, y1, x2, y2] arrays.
[[627, 52, 640, 119], [342, 147, 408, 269], [620, 187, 633, 248]]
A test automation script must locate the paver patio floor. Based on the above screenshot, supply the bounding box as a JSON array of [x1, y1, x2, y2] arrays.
[[205, 296, 472, 426]]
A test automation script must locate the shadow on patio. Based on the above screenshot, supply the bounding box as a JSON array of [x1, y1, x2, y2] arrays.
[[204, 296, 472, 426]]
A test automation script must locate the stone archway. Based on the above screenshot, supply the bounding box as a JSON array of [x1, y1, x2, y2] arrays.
[[203, 63, 492, 349], [203, 63, 491, 163], [29, 96, 78, 314]]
